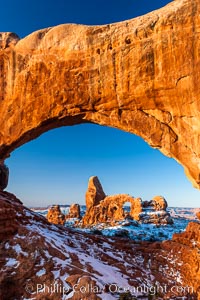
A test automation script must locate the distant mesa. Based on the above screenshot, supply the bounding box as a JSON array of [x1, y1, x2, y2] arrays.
[[46, 176, 173, 227]]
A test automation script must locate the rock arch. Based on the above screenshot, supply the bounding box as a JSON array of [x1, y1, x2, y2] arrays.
[[0, 0, 199, 189]]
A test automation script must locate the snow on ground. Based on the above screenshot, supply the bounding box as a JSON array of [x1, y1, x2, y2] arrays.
[[5, 258, 19, 268], [36, 268, 46, 277], [32, 206, 199, 242], [19, 212, 150, 299], [24, 218, 133, 290], [69, 207, 198, 242], [2, 204, 197, 300]]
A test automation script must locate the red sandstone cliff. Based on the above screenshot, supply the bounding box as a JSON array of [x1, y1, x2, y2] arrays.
[[0, 0, 199, 189]]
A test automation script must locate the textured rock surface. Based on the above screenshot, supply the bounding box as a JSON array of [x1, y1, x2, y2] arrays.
[[47, 205, 65, 225], [196, 211, 200, 220], [0, 191, 199, 300], [0, 32, 20, 49], [0, 0, 199, 189], [172, 221, 200, 296], [66, 203, 81, 219], [130, 197, 143, 220], [0, 162, 9, 190], [152, 195, 168, 211], [82, 176, 173, 226], [83, 193, 135, 226], [0, 191, 22, 241], [85, 176, 106, 209]]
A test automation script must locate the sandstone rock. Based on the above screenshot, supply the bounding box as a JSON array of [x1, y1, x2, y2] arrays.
[[135, 196, 172, 225], [85, 176, 106, 209], [0, 162, 9, 190], [0, 0, 199, 190], [0, 191, 23, 241], [82, 177, 173, 226], [0, 201, 18, 240], [130, 197, 143, 221], [171, 221, 200, 296], [0, 32, 20, 49], [82, 193, 135, 226], [138, 210, 173, 225], [0, 190, 199, 299], [66, 203, 81, 219], [47, 205, 65, 225], [196, 211, 200, 220], [152, 195, 168, 211]]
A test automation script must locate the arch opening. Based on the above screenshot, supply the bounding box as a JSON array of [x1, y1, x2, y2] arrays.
[[122, 202, 131, 214], [6, 123, 200, 208]]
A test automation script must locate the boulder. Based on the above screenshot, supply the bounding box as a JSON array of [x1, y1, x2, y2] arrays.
[[152, 196, 168, 211], [66, 203, 81, 219], [47, 205, 65, 225]]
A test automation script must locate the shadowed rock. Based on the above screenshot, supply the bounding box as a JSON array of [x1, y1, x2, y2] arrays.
[[0, 163, 9, 190], [0, 190, 199, 299]]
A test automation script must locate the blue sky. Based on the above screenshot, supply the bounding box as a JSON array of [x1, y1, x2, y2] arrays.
[[3, 0, 200, 207]]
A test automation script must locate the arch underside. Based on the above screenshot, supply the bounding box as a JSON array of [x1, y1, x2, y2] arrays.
[[0, 0, 199, 189]]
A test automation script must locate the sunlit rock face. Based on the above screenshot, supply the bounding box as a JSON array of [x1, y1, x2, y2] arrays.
[[0, 32, 20, 49], [85, 176, 106, 209], [0, 1, 200, 298], [47, 205, 65, 225], [65, 203, 81, 219], [172, 221, 200, 296], [82, 176, 173, 226], [0, 0, 199, 189]]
